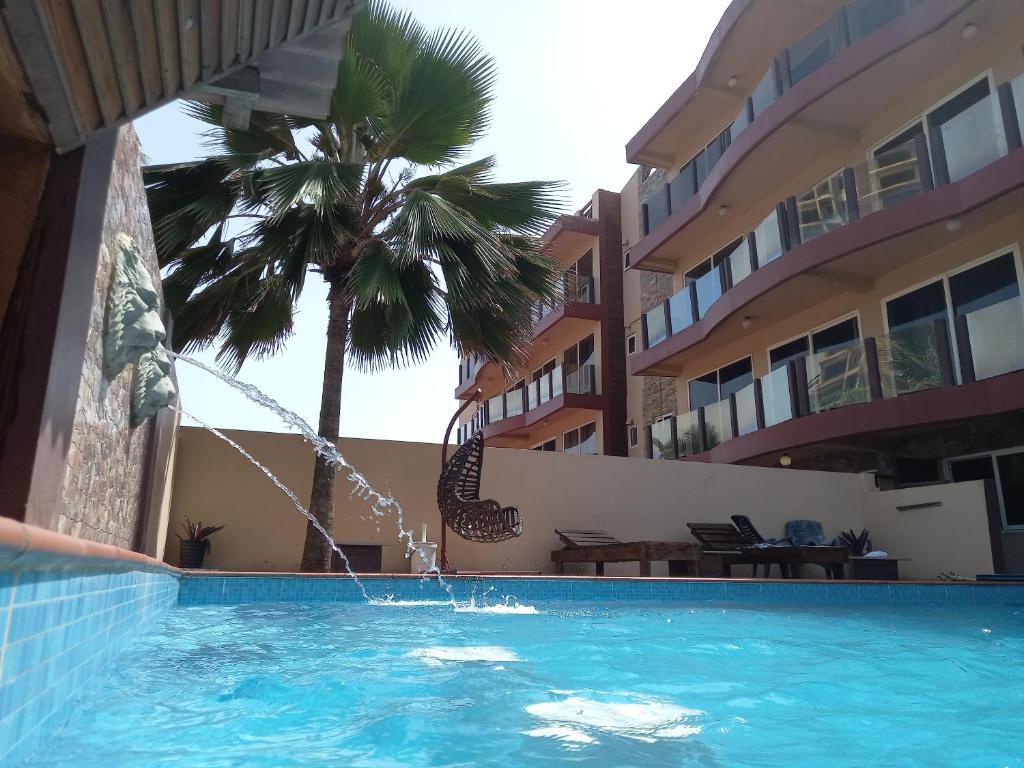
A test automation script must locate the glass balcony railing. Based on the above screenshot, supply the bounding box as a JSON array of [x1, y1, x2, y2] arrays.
[[727, 238, 754, 287], [734, 380, 759, 436], [668, 287, 694, 336], [486, 393, 504, 424], [761, 365, 795, 428], [694, 267, 723, 318], [643, 186, 671, 235], [646, 300, 1024, 461], [794, 169, 851, 244], [963, 297, 1024, 381], [643, 304, 668, 348], [938, 91, 1006, 185], [505, 388, 525, 418], [806, 341, 870, 414], [853, 135, 930, 215], [532, 274, 596, 325], [703, 398, 734, 448], [551, 365, 565, 398], [650, 418, 676, 460], [639, 69, 1024, 356], [676, 409, 703, 458], [877, 320, 948, 398], [565, 364, 597, 395]]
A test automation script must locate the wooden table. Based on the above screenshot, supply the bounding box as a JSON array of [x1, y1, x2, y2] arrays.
[[551, 541, 702, 577], [849, 556, 908, 580]]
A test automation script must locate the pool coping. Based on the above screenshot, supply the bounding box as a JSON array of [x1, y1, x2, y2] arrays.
[[0, 517, 182, 574]]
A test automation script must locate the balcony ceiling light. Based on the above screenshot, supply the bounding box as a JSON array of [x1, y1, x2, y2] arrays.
[[718, 204, 729, 216], [962, 22, 978, 40], [727, 75, 739, 89], [779, 453, 793, 467], [741, 316, 753, 329], [945, 218, 963, 232]]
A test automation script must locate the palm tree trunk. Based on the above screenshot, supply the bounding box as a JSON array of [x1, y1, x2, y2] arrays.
[[300, 279, 351, 572]]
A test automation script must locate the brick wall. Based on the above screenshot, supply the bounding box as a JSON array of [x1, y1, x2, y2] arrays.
[[58, 126, 164, 548], [639, 270, 678, 431]]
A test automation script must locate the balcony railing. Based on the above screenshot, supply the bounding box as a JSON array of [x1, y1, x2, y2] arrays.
[[641, 73, 1024, 354], [639, 0, 926, 236], [484, 364, 600, 430], [647, 302, 1024, 460], [532, 273, 596, 325]]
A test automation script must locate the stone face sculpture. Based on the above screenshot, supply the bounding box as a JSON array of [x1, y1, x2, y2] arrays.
[[104, 233, 177, 426]]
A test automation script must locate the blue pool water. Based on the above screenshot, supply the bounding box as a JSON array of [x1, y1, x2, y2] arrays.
[[19, 599, 1024, 767]]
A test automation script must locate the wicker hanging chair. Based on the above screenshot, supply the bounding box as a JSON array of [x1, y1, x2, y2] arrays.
[[436, 395, 522, 568]]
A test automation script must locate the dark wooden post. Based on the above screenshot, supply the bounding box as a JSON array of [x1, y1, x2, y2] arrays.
[[645, 424, 654, 459], [953, 314, 976, 384], [641, 311, 650, 350], [696, 407, 709, 454], [787, 359, 806, 417], [998, 81, 1022, 153], [688, 281, 699, 325], [720, 256, 732, 293], [842, 167, 860, 222], [661, 298, 672, 338], [754, 379, 766, 430], [864, 337, 883, 401], [784, 196, 800, 249], [746, 231, 760, 273], [669, 415, 679, 460], [934, 317, 956, 387], [728, 392, 740, 438]]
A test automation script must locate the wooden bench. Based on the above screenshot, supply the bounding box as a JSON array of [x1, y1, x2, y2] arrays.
[[551, 530, 702, 577]]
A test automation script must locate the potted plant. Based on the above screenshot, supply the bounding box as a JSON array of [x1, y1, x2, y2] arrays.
[[176, 516, 224, 569]]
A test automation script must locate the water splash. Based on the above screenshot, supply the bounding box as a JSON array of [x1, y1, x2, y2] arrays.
[[171, 406, 371, 602], [168, 352, 456, 604]]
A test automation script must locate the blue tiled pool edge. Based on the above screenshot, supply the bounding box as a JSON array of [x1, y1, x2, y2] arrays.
[[176, 573, 1024, 607], [0, 565, 179, 767]]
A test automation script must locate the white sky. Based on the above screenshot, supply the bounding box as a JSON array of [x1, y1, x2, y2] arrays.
[[135, 0, 729, 442]]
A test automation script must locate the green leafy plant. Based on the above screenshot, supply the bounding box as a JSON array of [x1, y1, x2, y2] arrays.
[[176, 515, 225, 549], [145, 1, 563, 572], [837, 528, 872, 556]]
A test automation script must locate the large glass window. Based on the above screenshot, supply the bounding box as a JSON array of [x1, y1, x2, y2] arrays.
[[688, 357, 753, 411], [564, 422, 598, 455], [532, 439, 556, 452], [948, 449, 1024, 529], [770, 317, 860, 370], [563, 334, 596, 394]]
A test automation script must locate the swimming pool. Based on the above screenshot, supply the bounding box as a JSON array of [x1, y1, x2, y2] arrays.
[[16, 586, 1024, 767]]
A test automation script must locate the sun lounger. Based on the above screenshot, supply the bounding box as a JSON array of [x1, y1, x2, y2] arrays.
[[550, 529, 701, 577], [687, 518, 847, 579]]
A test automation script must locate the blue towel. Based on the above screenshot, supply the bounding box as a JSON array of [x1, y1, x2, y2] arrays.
[[785, 519, 828, 546]]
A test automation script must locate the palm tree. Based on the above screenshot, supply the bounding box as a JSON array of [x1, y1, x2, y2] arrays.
[[144, 2, 562, 571]]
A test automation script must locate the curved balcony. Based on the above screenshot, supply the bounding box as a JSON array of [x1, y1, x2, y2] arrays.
[[647, 302, 1024, 468], [481, 365, 603, 446], [632, 75, 1024, 377], [629, 0, 1016, 273], [455, 274, 600, 399]]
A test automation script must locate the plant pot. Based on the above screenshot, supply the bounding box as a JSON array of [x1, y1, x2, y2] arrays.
[[179, 540, 208, 569]]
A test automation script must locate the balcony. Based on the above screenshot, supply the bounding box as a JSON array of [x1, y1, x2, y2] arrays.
[[647, 300, 1024, 465], [630, 0, 1018, 273], [633, 70, 1024, 377], [482, 364, 603, 446]]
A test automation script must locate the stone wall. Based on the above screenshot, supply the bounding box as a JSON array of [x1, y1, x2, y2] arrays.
[[58, 126, 165, 549], [639, 269, 677, 430]]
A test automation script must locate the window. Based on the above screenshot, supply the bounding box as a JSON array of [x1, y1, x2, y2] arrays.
[[769, 316, 862, 409], [626, 334, 637, 356], [885, 249, 1023, 383], [628, 424, 639, 448], [847, 0, 918, 43], [688, 357, 753, 411], [563, 334, 596, 394], [565, 251, 595, 302], [713, 236, 753, 286], [926, 77, 1004, 184], [564, 422, 598, 455], [532, 439, 557, 452], [947, 448, 1024, 529]]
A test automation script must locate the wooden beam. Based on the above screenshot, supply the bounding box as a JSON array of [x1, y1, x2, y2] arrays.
[[251, 0, 271, 57], [220, 0, 239, 70], [237, 0, 254, 61], [100, 0, 145, 115], [200, 0, 222, 80], [1, 2, 81, 148], [178, 0, 202, 88], [269, 0, 290, 45], [154, 0, 182, 96], [129, 0, 163, 105], [71, 0, 125, 125], [287, 0, 306, 39]]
